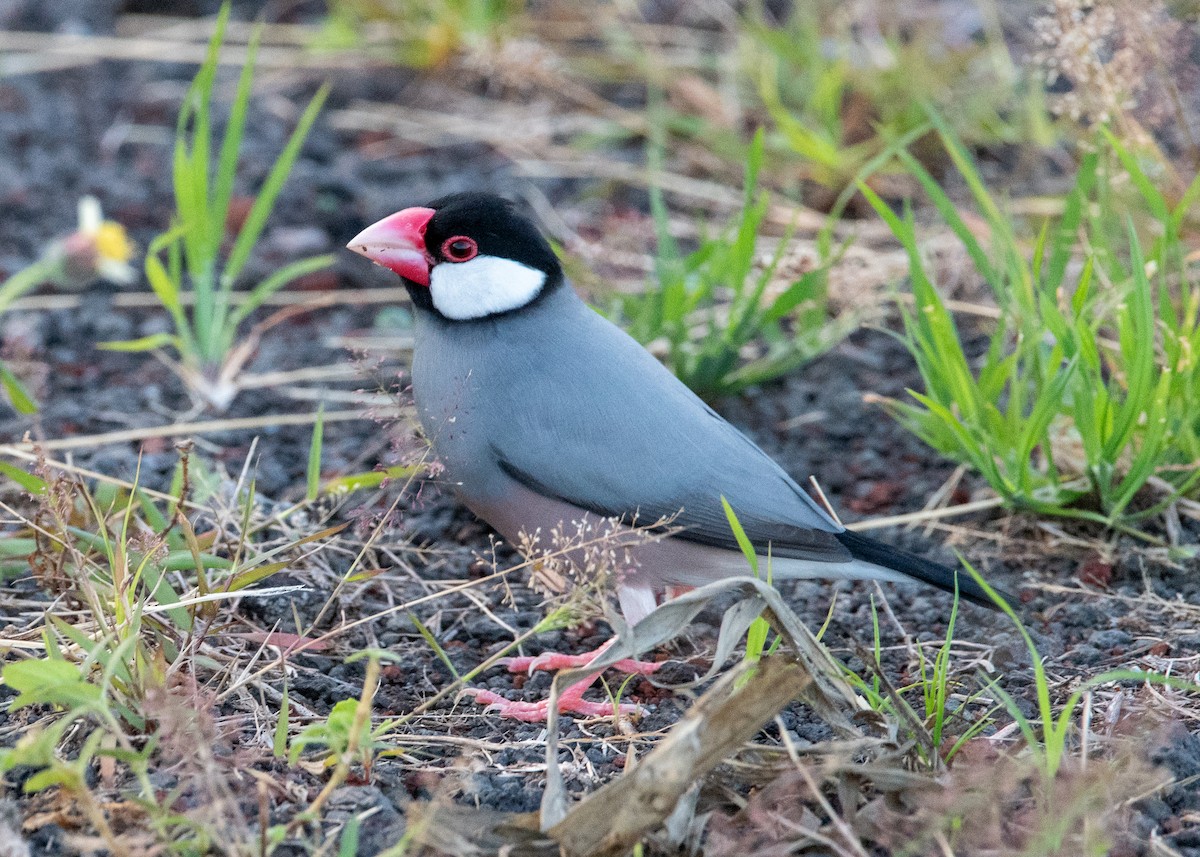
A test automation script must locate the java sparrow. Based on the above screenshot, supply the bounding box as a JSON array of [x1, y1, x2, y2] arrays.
[[347, 192, 1000, 719]]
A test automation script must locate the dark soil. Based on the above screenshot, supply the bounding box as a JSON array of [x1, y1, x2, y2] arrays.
[[2, 3, 1200, 856]]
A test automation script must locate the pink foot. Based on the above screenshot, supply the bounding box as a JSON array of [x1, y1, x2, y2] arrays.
[[499, 649, 661, 676], [466, 640, 662, 721], [466, 681, 644, 723]]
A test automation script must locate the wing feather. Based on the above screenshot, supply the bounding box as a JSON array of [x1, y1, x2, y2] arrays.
[[486, 300, 852, 564]]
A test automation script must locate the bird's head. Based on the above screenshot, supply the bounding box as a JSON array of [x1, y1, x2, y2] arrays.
[[346, 192, 562, 321]]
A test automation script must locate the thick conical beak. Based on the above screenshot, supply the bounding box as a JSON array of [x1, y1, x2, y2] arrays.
[[346, 207, 436, 286]]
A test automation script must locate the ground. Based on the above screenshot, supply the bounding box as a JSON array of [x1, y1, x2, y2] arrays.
[[2, 2, 1200, 856]]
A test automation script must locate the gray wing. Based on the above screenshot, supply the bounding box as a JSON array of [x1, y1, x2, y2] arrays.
[[486, 299, 851, 564]]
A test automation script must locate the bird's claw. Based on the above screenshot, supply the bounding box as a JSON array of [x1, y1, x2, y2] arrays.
[[464, 687, 645, 722]]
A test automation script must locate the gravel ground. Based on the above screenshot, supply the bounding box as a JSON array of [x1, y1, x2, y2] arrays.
[[2, 3, 1200, 855]]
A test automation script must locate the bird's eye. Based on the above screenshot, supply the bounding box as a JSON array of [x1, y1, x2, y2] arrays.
[[441, 236, 478, 263]]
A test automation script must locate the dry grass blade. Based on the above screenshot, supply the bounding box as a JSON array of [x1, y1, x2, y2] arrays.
[[846, 495, 1005, 531], [549, 655, 812, 857], [119, 14, 317, 46], [0, 29, 371, 74], [5, 286, 409, 313], [0, 408, 386, 455]]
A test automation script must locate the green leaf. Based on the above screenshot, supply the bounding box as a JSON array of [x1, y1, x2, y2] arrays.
[[1101, 128, 1168, 221], [757, 60, 845, 170], [0, 537, 36, 557], [97, 332, 182, 353], [139, 561, 192, 631], [142, 230, 197, 358], [24, 767, 81, 793], [3, 658, 101, 711], [0, 258, 55, 315], [1167, 166, 1200, 237], [1016, 357, 1076, 477], [161, 550, 232, 572], [1046, 150, 1098, 290], [135, 490, 169, 532], [0, 364, 37, 414], [925, 107, 1011, 239], [289, 698, 359, 763], [320, 464, 422, 495], [338, 817, 361, 857], [763, 271, 819, 324]]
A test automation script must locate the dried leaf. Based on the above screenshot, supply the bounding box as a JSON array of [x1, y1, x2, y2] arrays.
[[541, 577, 869, 829], [549, 656, 812, 857]]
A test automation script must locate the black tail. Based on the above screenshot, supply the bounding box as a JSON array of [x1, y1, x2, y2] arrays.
[[835, 529, 1012, 609]]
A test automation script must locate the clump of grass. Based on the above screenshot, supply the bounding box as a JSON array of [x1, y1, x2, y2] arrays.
[[0, 452, 343, 852], [101, 3, 332, 411], [862, 113, 1200, 535], [614, 130, 850, 399], [742, 0, 1051, 199], [841, 592, 995, 769], [965, 563, 1191, 782], [318, 0, 525, 67]]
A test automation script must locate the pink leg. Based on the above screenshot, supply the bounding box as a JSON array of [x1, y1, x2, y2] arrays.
[[466, 673, 644, 722], [465, 581, 669, 721], [468, 639, 660, 721]]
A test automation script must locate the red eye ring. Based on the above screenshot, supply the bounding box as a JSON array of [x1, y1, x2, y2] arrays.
[[441, 235, 478, 263]]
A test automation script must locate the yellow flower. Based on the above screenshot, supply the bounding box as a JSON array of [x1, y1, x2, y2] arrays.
[[67, 196, 136, 285]]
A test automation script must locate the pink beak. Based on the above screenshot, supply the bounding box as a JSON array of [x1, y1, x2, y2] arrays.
[[346, 207, 436, 286]]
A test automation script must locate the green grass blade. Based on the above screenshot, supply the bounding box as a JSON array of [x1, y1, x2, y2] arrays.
[[212, 24, 261, 254], [179, 4, 227, 309], [274, 679, 290, 759], [1101, 128, 1169, 222], [97, 333, 182, 353], [1016, 357, 1076, 482], [1102, 224, 1156, 461], [925, 107, 1010, 237], [226, 253, 336, 334], [223, 83, 330, 287], [0, 260, 54, 315], [895, 148, 996, 286], [0, 364, 37, 414], [0, 459, 46, 493], [306, 404, 324, 502], [1168, 167, 1200, 237], [409, 613, 459, 680], [1046, 150, 1098, 289], [720, 496, 759, 576], [1109, 371, 1172, 516]]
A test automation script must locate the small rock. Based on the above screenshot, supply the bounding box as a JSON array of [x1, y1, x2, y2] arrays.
[[1067, 644, 1103, 665], [1088, 629, 1132, 649]]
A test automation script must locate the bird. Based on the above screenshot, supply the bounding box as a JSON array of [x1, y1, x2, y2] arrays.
[[346, 192, 1004, 721]]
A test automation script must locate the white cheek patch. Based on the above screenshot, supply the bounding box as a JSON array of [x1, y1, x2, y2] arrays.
[[429, 255, 547, 320]]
